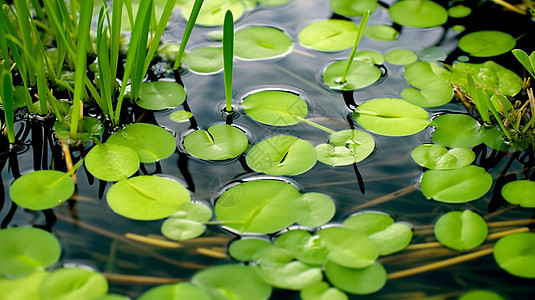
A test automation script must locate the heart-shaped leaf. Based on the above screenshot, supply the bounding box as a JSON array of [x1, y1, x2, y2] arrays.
[[183, 124, 248, 161], [10, 170, 74, 210]]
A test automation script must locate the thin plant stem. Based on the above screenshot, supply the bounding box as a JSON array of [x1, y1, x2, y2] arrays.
[[223, 10, 234, 113], [125, 233, 182, 248], [45, 159, 84, 189], [340, 10, 370, 84], [103, 273, 184, 284], [348, 184, 419, 212], [174, 0, 204, 69], [0, 70, 15, 143]]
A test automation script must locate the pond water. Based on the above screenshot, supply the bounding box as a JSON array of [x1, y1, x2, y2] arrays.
[[1, 0, 535, 299]]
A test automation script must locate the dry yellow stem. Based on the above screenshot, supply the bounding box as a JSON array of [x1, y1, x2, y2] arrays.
[[103, 273, 184, 284], [196, 247, 228, 259], [125, 233, 182, 248]]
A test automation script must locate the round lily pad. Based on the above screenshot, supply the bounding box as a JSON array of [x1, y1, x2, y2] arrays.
[[300, 281, 348, 300], [325, 261, 387, 295], [246, 135, 317, 176], [420, 165, 492, 203], [448, 5, 472, 18], [183, 124, 249, 161], [434, 210, 488, 250], [298, 19, 359, 52], [385, 49, 418, 65], [183, 47, 223, 74], [294, 192, 336, 228], [10, 170, 74, 210], [84, 143, 140, 181], [181, 0, 247, 26], [322, 59, 382, 91], [161, 218, 206, 241], [228, 238, 272, 262], [410, 144, 475, 169], [170, 110, 193, 123], [317, 227, 379, 269], [458, 31, 516, 57], [494, 232, 535, 278], [242, 90, 308, 126], [106, 123, 176, 163], [353, 98, 430, 136], [418, 46, 448, 62], [316, 129, 375, 166], [235, 26, 293, 60], [40, 268, 108, 299], [388, 0, 448, 28], [501, 180, 535, 208], [0, 270, 47, 299], [354, 50, 384, 64], [459, 290, 505, 300], [107, 175, 190, 220], [274, 230, 329, 266], [330, 0, 379, 17], [0, 227, 61, 276], [364, 25, 399, 41], [431, 114, 482, 148], [401, 61, 453, 107], [138, 282, 211, 300], [137, 81, 187, 110]]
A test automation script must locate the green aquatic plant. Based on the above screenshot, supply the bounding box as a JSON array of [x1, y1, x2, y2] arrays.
[[223, 9, 234, 113], [433, 210, 488, 251], [174, 0, 204, 69]]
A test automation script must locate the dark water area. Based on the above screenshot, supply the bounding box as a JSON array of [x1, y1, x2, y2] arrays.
[[2, 0, 535, 299]]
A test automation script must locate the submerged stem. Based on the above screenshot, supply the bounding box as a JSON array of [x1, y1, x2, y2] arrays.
[[340, 10, 370, 84]]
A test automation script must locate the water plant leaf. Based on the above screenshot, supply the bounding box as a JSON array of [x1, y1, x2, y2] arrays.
[[40, 267, 108, 300], [418, 46, 448, 62], [501, 180, 535, 208], [410, 144, 475, 169], [228, 238, 272, 261], [298, 19, 359, 52], [353, 98, 430, 136], [181, 0, 248, 26], [317, 227, 379, 269], [274, 230, 329, 266], [10, 170, 75, 210], [245, 135, 317, 175], [420, 165, 492, 203], [168, 201, 213, 222], [323, 59, 382, 91], [92, 295, 130, 300], [170, 110, 193, 123], [441, 61, 523, 96], [183, 124, 249, 161], [137, 81, 187, 110], [434, 210, 488, 250], [385, 49, 418, 65], [214, 179, 300, 233], [401, 61, 453, 107], [354, 50, 384, 64], [235, 26, 293, 60], [458, 31, 515, 57], [324, 261, 387, 295], [294, 192, 336, 228], [0, 227, 61, 276], [431, 114, 482, 148], [493, 232, 535, 278], [316, 129, 375, 166], [0, 270, 47, 299], [107, 175, 190, 220], [479, 126, 510, 152], [84, 143, 140, 182], [258, 0, 291, 5], [364, 25, 399, 41], [106, 123, 176, 163], [54, 117, 104, 142], [182, 47, 223, 74], [161, 218, 206, 241], [388, 0, 448, 28], [459, 290, 505, 300], [192, 264, 272, 300], [343, 212, 412, 255], [512, 49, 535, 79], [330, 0, 379, 17], [138, 282, 211, 300], [242, 90, 308, 126], [300, 281, 348, 300], [448, 5, 472, 18]]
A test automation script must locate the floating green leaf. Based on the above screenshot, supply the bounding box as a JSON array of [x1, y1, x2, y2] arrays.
[[353, 98, 430, 136], [300, 281, 348, 300], [10, 170, 75, 210], [54, 117, 104, 142], [364, 25, 399, 41], [322, 59, 382, 91], [0, 227, 61, 276], [324, 261, 387, 295], [107, 175, 190, 220], [170, 110, 193, 123], [85, 143, 140, 182], [501, 180, 535, 208], [235, 26, 293, 60], [448, 5, 472, 18], [294, 192, 336, 228], [494, 232, 535, 278], [192, 264, 272, 300], [242, 90, 308, 126], [354, 50, 384, 64], [418, 46, 448, 62], [181, 0, 248, 26], [40, 268, 108, 300], [0, 270, 47, 299], [137, 81, 187, 110], [274, 230, 328, 266], [388, 0, 448, 28], [411, 144, 475, 169], [385, 49, 418, 65], [421, 165, 492, 203], [138, 282, 211, 300], [317, 227, 379, 269], [434, 210, 488, 250], [228, 238, 272, 261], [183, 124, 249, 161], [401, 61, 453, 107], [183, 47, 223, 74], [431, 114, 482, 148], [161, 201, 211, 240], [246, 135, 317, 176], [330, 0, 379, 17], [459, 290, 505, 300], [298, 20, 359, 52], [107, 123, 176, 163], [458, 31, 515, 57], [316, 129, 375, 166]]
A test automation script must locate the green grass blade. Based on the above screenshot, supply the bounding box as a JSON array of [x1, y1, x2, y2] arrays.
[[110, 0, 124, 89], [0, 69, 15, 143], [143, 0, 177, 77], [340, 10, 370, 84], [223, 10, 234, 113], [173, 0, 204, 69], [130, 0, 152, 100], [466, 74, 490, 123], [96, 6, 111, 117], [13, 0, 37, 86], [512, 49, 535, 79]]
